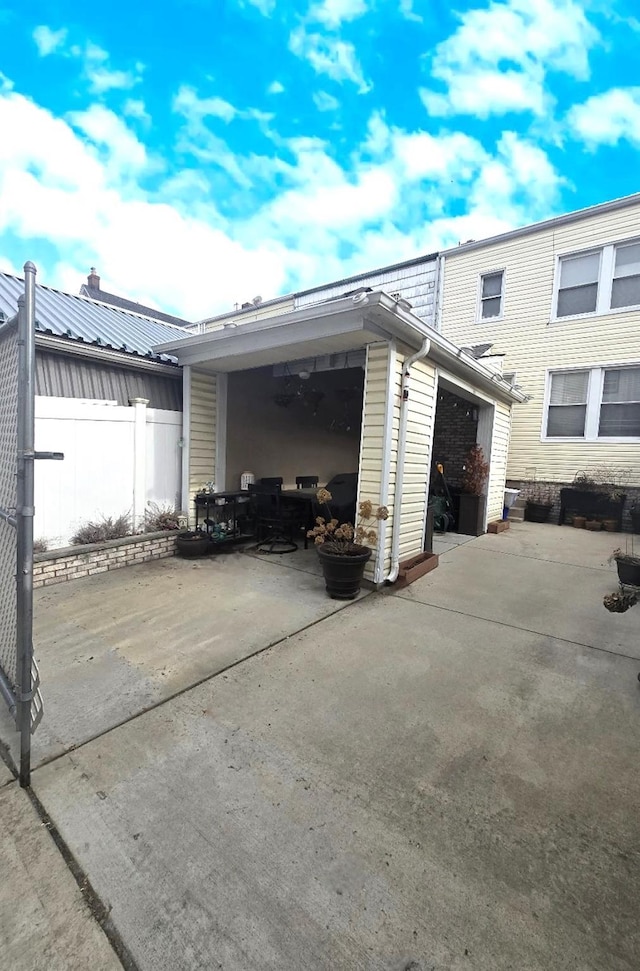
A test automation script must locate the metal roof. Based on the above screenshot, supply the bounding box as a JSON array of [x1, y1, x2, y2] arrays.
[[0, 272, 189, 364], [79, 283, 192, 328]]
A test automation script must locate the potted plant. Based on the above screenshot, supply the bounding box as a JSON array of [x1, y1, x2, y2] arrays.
[[525, 486, 554, 523], [458, 445, 489, 536], [609, 539, 640, 586], [176, 529, 210, 557], [307, 490, 388, 600], [559, 470, 627, 529]]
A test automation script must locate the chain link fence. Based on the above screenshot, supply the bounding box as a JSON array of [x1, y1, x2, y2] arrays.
[[0, 320, 19, 713]]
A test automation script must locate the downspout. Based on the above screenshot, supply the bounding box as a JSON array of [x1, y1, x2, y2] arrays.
[[385, 337, 431, 584]]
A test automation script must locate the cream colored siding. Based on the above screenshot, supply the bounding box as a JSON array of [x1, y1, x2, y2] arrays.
[[397, 357, 436, 561], [358, 343, 399, 580], [487, 402, 512, 522], [202, 298, 294, 332], [189, 370, 216, 506], [441, 199, 640, 484]]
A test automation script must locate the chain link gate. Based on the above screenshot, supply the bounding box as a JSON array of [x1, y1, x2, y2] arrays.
[[0, 263, 48, 787]]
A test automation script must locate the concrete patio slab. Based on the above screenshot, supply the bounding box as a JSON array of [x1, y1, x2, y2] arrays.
[[0, 783, 121, 971], [400, 524, 640, 660], [0, 551, 368, 769], [32, 592, 640, 971]]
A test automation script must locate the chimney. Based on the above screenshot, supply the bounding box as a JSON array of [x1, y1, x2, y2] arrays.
[[88, 267, 100, 290]]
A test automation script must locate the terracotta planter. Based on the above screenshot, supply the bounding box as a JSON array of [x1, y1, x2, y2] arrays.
[[396, 551, 439, 587], [573, 516, 586, 529], [487, 520, 509, 534], [317, 545, 371, 600], [585, 520, 602, 531], [602, 518, 618, 532]]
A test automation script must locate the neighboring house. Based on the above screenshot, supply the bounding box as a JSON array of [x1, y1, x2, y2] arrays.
[[80, 268, 193, 329], [0, 271, 187, 546], [437, 192, 640, 519], [154, 289, 524, 585]]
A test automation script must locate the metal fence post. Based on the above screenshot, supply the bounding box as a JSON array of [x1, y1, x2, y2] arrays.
[[16, 262, 36, 787]]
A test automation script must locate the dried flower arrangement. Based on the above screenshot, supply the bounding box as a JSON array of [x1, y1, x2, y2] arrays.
[[461, 445, 489, 496], [307, 489, 389, 556]]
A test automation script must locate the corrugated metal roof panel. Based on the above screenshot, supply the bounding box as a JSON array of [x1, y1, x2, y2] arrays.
[[0, 273, 189, 363], [36, 351, 182, 410]]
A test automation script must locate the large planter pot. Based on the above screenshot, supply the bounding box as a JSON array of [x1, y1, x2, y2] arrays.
[[317, 545, 371, 600], [175, 531, 209, 557], [525, 501, 553, 523], [615, 556, 640, 586], [457, 494, 486, 536]]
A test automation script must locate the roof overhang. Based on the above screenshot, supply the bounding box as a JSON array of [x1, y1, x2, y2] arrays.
[[36, 332, 181, 376], [153, 291, 525, 404]]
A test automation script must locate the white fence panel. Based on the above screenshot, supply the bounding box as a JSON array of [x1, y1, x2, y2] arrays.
[[34, 397, 182, 548], [146, 408, 182, 509]]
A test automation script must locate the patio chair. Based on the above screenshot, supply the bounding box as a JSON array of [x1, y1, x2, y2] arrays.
[[259, 476, 283, 488], [319, 473, 358, 524], [249, 483, 298, 554], [295, 475, 319, 489]]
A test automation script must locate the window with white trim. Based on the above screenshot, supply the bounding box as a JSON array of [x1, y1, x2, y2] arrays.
[[479, 270, 504, 319], [554, 239, 640, 318], [545, 365, 640, 439]]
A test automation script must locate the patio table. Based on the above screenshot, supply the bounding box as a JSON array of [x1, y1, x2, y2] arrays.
[[280, 488, 319, 548]]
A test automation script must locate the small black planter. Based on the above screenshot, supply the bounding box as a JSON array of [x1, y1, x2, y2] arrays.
[[317, 545, 371, 600], [525, 501, 553, 524], [630, 510, 640, 534], [176, 530, 209, 557], [457, 494, 486, 536], [615, 556, 640, 586]]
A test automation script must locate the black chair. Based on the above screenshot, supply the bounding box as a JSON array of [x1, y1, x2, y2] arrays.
[[249, 483, 298, 554], [296, 475, 319, 489], [319, 473, 358, 524], [260, 477, 283, 488]]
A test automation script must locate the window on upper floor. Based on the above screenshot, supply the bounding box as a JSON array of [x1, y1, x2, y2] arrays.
[[478, 270, 504, 320], [544, 364, 640, 440], [554, 240, 640, 319]]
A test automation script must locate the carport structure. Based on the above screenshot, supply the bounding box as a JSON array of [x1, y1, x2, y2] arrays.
[[155, 291, 525, 583]]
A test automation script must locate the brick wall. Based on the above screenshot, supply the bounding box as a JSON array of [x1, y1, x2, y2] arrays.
[[33, 531, 177, 588], [432, 389, 479, 487]]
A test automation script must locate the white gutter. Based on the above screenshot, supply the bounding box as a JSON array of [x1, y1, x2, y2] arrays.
[[385, 336, 431, 585]]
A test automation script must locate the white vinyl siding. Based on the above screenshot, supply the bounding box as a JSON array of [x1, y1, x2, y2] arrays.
[[486, 402, 512, 523], [189, 370, 216, 508], [358, 343, 398, 581], [440, 197, 640, 485], [479, 270, 504, 320], [397, 355, 437, 562], [544, 364, 640, 442]]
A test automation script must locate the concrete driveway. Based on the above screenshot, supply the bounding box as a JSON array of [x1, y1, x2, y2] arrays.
[[2, 524, 639, 970]]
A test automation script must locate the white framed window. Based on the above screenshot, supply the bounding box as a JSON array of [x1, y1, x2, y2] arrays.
[[553, 238, 640, 320], [478, 270, 504, 320], [543, 364, 640, 441]]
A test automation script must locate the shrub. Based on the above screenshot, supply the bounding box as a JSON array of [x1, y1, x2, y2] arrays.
[[71, 514, 132, 546], [144, 502, 181, 532], [33, 538, 48, 554], [461, 445, 489, 496]]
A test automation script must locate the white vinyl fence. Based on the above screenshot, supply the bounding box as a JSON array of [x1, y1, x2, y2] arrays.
[[34, 396, 182, 548]]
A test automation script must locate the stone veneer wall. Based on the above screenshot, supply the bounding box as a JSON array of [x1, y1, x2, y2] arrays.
[[33, 531, 177, 588], [507, 479, 640, 531]]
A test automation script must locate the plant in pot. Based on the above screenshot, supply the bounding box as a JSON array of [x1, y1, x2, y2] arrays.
[[307, 490, 388, 600], [609, 538, 640, 587], [458, 445, 489, 536], [525, 485, 554, 523], [175, 528, 209, 557]]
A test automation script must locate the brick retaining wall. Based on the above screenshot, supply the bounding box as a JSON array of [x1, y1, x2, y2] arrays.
[[34, 531, 178, 588]]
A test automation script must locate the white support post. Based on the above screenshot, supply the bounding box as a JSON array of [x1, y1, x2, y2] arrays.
[[130, 397, 149, 531], [181, 366, 191, 525]]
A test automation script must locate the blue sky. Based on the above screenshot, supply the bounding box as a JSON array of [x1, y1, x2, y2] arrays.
[[0, 0, 638, 319]]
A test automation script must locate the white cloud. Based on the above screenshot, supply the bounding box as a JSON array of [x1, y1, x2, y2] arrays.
[[308, 0, 368, 29], [267, 80, 285, 94], [174, 86, 238, 123], [33, 25, 67, 56], [421, 0, 600, 118], [75, 42, 143, 94], [567, 87, 640, 147], [313, 90, 341, 111], [0, 73, 566, 319], [123, 98, 151, 124], [399, 0, 422, 22], [241, 0, 276, 13], [289, 27, 371, 92]]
